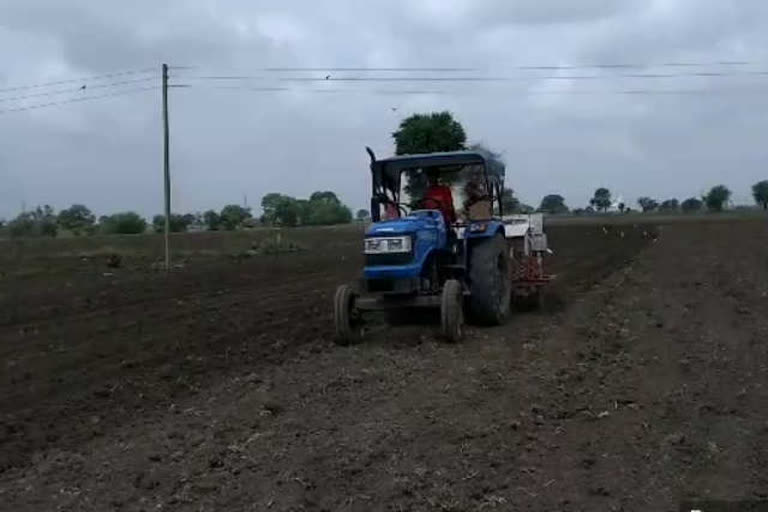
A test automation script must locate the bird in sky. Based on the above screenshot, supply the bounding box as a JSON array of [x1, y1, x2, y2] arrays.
[[325, 75, 331, 80], [79, 85, 86, 91]]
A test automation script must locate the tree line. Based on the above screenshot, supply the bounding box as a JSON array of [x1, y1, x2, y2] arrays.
[[1, 190, 356, 238], [574, 182, 768, 215]]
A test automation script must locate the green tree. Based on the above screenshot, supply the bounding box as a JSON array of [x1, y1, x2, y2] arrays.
[[589, 188, 612, 212], [9, 205, 57, 238], [261, 194, 302, 226], [261, 193, 289, 224], [618, 202, 626, 213], [309, 191, 340, 204], [393, 111, 466, 155], [637, 197, 659, 213], [274, 197, 301, 227], [305, 191, 352, 225], [659, 198, 679, 212], [393, 111, 467, 199], [262, 191, 353, 226], [295, 199, 311, 225], [499, 188, 519, 214], [704, 185, 731, 212], [219, 204, 252, 230], [8, 212, 37, 238], [203, 210, 221, 230], [57, 204, 95, 235], [517, 203, 535, 214], [356, 209, 370, 221], [100, 212, 147, 234], [183, 213, 198, 229], [539, 194, 568, 214], [152, 213, 193, 233], [681, 197, 703, 213], [752, 180, 768, 210]]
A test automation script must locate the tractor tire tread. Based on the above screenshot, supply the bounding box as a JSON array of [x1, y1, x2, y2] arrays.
[[468, 233, 511, 325], [441, 279, 464, 342]]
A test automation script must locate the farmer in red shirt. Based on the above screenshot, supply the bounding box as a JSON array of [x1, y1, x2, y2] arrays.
[[423, 169, 456, 224]]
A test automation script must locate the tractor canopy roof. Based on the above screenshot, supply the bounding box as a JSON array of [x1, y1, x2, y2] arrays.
[[370, 150, 504, 196], [372, 150, 503, 178]]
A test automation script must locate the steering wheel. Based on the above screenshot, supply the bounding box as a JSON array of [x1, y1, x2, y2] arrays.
[[413, 197, 445, 211], [395, 203, 409, 217]]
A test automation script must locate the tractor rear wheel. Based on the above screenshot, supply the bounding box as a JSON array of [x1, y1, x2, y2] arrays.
[[334, 284, 361, 345], [441, 279, 464, 342], [468, 233, 511, 325]]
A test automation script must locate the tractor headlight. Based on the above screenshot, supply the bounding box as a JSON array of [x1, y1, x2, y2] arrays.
[[364, 236, 412, 254]]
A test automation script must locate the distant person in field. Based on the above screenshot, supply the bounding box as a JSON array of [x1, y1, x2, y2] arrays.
[[423, 169, 457, 224]]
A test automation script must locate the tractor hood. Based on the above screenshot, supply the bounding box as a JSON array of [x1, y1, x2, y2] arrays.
[[366, 211, 441, 236]]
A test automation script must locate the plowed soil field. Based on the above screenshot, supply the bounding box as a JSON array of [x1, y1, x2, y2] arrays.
[[1, 218, 767, 511]]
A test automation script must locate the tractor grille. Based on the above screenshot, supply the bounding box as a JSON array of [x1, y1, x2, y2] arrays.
[[365, 253, 414, 266]]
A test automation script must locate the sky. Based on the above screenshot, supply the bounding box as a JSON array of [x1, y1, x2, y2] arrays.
[[2, 0, 768, 219]]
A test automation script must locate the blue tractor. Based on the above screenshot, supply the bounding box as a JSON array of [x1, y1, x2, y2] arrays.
[[334, 148, 548, 344]]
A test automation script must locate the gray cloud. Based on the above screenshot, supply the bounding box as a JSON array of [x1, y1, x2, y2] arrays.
[[1, 0, 767, 219]]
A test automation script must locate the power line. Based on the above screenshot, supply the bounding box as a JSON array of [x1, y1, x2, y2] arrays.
[[265, 67, 477, 72], [183, 61, 757, 73], [176, 85, 451, 95], [276, 71, 768, 82], [515, 60, 751, 69], [173, 69, 768, 84], [0, 86, 158, 115], [172, 83, 768, 96], [3, 61, 758, 96], [0, 67, 155, 94], [0, 77, 156, 103], [182, 75, 269, 80]]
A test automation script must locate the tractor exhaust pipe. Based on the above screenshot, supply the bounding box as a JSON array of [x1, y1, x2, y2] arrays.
[[365, 146, 376, 164]]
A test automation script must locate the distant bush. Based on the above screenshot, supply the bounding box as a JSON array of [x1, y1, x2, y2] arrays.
[[637, 197, 659, 213], [203, 210, 221, 230], [590, 188, 611, 212], [659, 199, 680, 212], [539, 194, 569, 214], [100, 212, 147, 234], [704, 185, 731, 212], [261, 191, 353, 227], [220, 205, 253, 230], [152, 213, 195, 233], [752, 180, 768, 210], [8, 205, 58, 238], [57, 204, 95, 235], [681, 197, 703, 213]]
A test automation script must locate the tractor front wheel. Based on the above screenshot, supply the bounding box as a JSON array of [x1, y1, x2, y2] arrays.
[[468, 234, 511, 325], [441, 279, 464, 342], [334, 284, 362, 345]]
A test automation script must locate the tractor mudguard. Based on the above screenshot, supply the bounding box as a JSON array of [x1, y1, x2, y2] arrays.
[[462, 220, 506, 240]]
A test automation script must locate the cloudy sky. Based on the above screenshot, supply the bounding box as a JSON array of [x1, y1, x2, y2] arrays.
[[2, 0, 768, 219]]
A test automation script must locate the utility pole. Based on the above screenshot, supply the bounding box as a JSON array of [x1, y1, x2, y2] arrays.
[[162, 63, 171, 270]]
